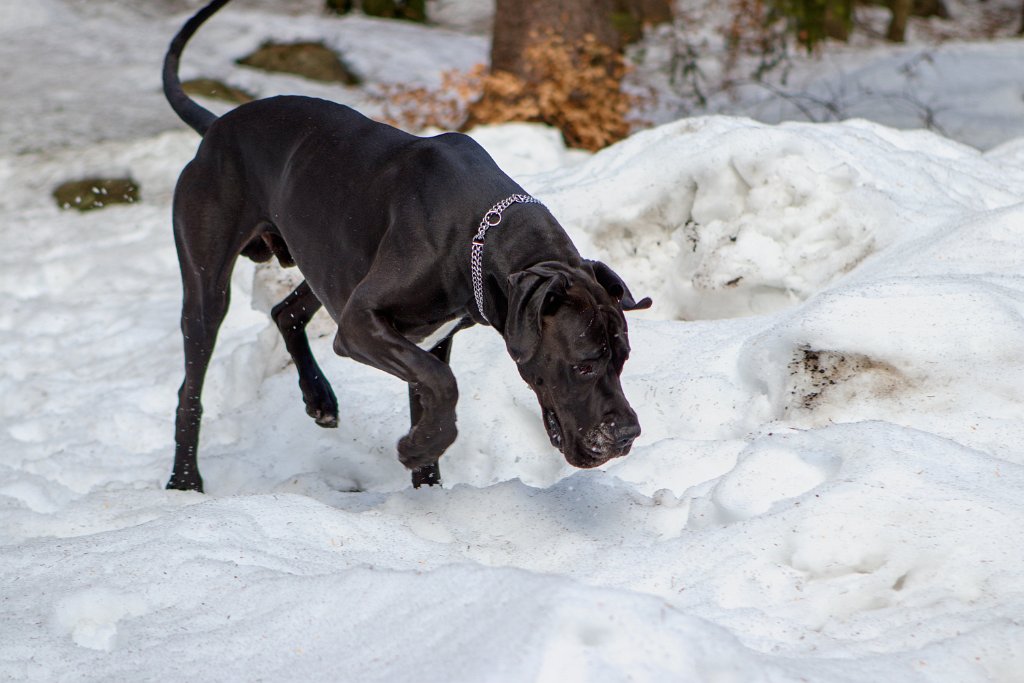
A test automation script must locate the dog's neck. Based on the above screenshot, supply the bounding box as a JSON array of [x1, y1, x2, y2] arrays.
[[470, 194, 542, 325], [474, 211, 582, 335]]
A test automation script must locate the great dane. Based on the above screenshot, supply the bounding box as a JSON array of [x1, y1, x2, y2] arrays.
[[163, 0, 651, 492]]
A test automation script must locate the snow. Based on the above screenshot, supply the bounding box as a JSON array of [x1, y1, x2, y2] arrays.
[[729, 40, 1024, 151], [636, 0, 1024, 150], [2, 1, 1024, 681]]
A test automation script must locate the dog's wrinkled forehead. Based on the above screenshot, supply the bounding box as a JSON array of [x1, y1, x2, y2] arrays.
[[545, 282, 627, 361], [504, 259, 648, 366]]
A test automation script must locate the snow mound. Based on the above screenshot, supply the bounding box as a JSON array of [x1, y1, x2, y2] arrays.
[[528, 116, 1024, 321]]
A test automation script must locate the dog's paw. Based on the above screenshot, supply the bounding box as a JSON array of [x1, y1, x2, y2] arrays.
[[165, 472, 204, 493], [306, 405, 339, 429], [411, 463, 442, 488], [397, 423, 456, 471], [301, 381, 339, 428]]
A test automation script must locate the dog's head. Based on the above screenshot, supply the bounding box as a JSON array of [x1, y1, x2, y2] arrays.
[[503, 260, 651, 468]]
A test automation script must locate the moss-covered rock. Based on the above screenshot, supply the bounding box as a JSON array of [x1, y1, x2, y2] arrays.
[[53, 178, 140, 212], [236, 41, 360, 85], [182, 78, 255, 104]]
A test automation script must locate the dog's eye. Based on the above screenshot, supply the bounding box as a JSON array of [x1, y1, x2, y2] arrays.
[[574, 344, 610, 377], [574, 363, 595, 376]]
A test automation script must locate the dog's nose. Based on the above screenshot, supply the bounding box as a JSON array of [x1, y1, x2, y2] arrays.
[[612, 420, 641, 450]]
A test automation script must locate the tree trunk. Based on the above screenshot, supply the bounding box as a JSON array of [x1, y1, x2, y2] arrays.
[[887, 0, 913, 42], [489, 0, 672, 77], [475, 0, 671, 150], [621, 0, 673, 25], [612, 0, 674, 43], [912, 0, 950, 20], [823, 1, 853, 42], [490, 0, 620, 78]]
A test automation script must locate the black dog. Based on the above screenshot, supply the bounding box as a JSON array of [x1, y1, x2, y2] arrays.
[[163, 0, 651, 492]]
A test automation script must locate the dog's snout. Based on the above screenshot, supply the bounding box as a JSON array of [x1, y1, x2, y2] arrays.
[[611, 419, 641, 450]]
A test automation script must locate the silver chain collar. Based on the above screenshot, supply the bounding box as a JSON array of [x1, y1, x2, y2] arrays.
[[470, 193, 542, 324]]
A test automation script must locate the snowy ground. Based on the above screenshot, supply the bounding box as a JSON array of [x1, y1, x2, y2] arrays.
[[635, 0, 1024, 150], [2, 1, 1024, 681]]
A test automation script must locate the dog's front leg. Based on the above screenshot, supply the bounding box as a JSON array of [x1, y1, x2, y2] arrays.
[[408, 335, 453, 487], [334, 303, 458, 483]]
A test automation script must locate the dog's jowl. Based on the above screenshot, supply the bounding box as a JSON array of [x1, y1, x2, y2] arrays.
[[163, 0, 652, 492]]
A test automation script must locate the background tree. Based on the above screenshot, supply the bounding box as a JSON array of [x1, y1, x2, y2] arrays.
[[490, 0, 672, 78], [887, 0, 913, 42], [469, 0, 672, 151], [771, 0, 854, 51], [326, 0, 425, 22]]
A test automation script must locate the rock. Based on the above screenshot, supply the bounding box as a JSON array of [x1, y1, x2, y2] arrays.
[[53, 178, 140, 212], [236, 42, 360, 85]]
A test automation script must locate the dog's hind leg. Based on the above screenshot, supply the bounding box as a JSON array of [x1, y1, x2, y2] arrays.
[[408, 335, 453, 488], [167, 167, 251, 493], [168, 258, 235, 493], [271, 281, 339, 428]]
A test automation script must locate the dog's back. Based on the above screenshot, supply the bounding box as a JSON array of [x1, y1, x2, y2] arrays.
[[186, 95, 523, 316]]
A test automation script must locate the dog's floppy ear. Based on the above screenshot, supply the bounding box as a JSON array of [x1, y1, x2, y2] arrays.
[[504, 261, 572, 363], [585, 260, 652, 311]]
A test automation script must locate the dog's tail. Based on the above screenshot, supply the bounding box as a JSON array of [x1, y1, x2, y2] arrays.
[[162, 0, 234, 136]]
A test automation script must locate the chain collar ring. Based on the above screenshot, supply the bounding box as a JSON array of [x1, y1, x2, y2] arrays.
[[470, 193, 542, 324]]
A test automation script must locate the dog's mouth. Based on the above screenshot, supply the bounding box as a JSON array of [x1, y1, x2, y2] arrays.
[[542, 406, 632, 468], [543, 407, 563, 451], [571, 441, 630, 469]]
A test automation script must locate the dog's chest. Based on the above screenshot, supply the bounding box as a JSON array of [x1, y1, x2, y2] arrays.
[[410, 317, 466, 351]]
